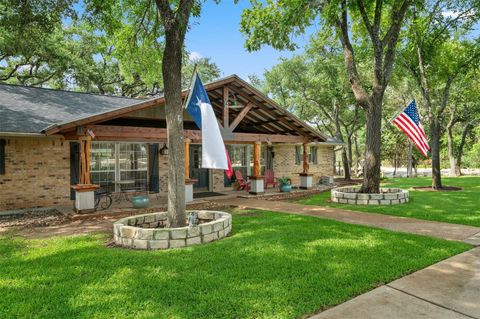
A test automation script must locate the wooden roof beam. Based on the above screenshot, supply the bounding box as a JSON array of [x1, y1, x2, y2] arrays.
[[229, 102, 253, 130]]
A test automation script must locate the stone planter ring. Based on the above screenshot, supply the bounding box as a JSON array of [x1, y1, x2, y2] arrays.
[[113, 210, 232, 250], [331, 186, 409, 205]]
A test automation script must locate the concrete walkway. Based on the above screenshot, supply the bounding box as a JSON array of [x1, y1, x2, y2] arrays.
[[215, 197, 480, 245], [213, 197, 480, 319], [312, 247, 480, 319]]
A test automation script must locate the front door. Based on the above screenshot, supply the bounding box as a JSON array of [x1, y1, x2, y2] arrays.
[[189, 144, 209, 191]]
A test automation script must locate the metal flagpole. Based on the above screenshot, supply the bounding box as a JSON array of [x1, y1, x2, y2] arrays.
[[183, 63, 199, 109]]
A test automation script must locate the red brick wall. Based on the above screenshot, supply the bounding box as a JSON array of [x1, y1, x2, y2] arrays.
[[0, 136, 71, 211]]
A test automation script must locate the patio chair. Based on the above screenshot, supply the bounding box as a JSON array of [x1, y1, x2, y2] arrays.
[[234, 170, 250, 191], [264, 169, 278, 189]]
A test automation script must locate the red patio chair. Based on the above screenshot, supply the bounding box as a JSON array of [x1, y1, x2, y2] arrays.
[[264, 169, 278, 189], [235, 170, 250, 191]]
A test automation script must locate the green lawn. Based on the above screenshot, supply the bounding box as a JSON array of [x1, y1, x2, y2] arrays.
[[0, 210, 470, 318], [298, 176, 480, 227]]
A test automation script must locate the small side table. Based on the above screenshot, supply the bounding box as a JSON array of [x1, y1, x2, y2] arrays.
[[113, 180, 136, 203]]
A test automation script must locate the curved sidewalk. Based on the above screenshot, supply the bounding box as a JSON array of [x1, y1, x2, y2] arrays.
[[214, 197, 480, 319], [216, 197, 480, 245]]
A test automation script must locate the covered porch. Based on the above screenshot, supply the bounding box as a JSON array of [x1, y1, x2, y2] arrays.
[[43, 75, 333, 207]]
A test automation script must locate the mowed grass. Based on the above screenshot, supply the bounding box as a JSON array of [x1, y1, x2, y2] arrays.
[[298, 176, 480, 227], [0, 210, 470, 319]]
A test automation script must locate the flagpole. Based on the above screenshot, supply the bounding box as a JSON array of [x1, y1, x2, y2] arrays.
[[390, 98, 414, 122], [183, 63, 199, 109]]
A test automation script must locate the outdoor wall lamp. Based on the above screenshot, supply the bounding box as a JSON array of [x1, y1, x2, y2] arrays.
[[160, 143, 169, 156]]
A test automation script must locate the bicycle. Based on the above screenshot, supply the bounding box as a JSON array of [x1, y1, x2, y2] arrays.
[[94, 187, 113, 210]]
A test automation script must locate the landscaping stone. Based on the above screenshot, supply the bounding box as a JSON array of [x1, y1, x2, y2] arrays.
[[149, 240, 169, 249], [120, 226, 137, 238], [188, 226, 200, 237], [170, 239, 186, 248], [170, 228, 188, 239], [113, 210, 232, 250], [132, 239, 148, 249], [331, 186, 409, 206], [200, 224, 213, 235], [202, 232, 217, 243], [153, 229, 169, 240], [186, 236, 202, 246]]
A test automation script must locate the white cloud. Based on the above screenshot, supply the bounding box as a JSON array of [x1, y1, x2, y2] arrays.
[[189, 51, 202, 61], [441, 10, 476, 19]]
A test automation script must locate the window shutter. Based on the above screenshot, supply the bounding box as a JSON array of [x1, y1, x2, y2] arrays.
[[148, 144, 160, 193], [295, 145, 301, 165], [70, 142, 80, 200], [0, 139, 5, 175], [313, 146, 318, 164]]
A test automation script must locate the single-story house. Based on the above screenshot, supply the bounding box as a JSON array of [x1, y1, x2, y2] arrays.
[[0, 75, 339, 211]]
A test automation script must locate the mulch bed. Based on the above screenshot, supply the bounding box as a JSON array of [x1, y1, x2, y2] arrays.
[[412, 186, 463, 192], [0, 201, 232, 231], [0, 210, 70, 229]]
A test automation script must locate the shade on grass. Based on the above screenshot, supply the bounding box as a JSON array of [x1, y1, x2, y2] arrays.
[[0, 210, 470, 318], [298, 177, 480, 227]]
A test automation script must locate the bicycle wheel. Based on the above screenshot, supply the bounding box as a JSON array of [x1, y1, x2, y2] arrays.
[[99, 195, 113, 210]]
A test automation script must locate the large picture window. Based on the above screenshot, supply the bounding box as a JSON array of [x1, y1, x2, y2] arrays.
[[90, 142, 149, 192]]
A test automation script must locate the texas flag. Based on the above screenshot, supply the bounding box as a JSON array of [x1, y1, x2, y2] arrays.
[[185, 74, 233, 179]]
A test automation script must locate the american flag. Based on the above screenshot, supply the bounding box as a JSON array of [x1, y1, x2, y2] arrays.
[[392, 100, 430, 157]]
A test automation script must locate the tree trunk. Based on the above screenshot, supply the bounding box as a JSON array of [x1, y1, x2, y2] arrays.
[[342, 148, 351, 181], [346, 133, 353, 178], [393, 153, 397, 176], [407, 141, 413, 177], [456, 122, 472, 176], [430, 119, 442, 189], [446, 117, 458, 177], [162, 28, 186, 227], [361, 96, 382, 193], [354, 135, 361, 177]]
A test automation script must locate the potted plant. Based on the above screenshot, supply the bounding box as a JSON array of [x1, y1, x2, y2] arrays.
[[278, 177, 292, 192]]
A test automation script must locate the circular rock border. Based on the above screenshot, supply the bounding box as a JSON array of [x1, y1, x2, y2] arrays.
[[113, 210, 232, 250], [331, 186, 409, 205]]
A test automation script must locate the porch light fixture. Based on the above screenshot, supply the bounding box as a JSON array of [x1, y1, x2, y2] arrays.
[[228, 93, 243, 109], [160, 143, 169, 156]]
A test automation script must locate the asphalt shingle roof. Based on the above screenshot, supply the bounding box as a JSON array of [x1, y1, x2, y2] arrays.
[[0, 84, 141, 133]]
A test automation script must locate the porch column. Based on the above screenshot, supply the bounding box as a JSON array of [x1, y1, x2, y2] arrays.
[[184, 138, 191, 180], [249, 141, 264, 194], [79, 136, 92, 184], [72, 135, 98, 213], [300, 142, 313, 189], [184, 138, 194, 203]]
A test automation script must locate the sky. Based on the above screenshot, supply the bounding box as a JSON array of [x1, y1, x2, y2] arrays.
[[185, 1, 315, 80]]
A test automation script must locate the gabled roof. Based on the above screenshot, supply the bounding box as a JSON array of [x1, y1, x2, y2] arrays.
[[1, 75, 328, 142], [0, 83, 140, 133]]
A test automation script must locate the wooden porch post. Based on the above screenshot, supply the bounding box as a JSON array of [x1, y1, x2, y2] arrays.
[[184, 138, 191, 180], [249, 141, 265, 195], [253, 141, 261, 177], [79, 136, 92, 184], [300, 142, 313, 189], [302, 143, 309, 174]]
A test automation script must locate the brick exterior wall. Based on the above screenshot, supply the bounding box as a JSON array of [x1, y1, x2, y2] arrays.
[[0, 136, 71, 211], [211, 169, 227, 192], [272, 144, 334, 185], [0, 139, 334, 211]]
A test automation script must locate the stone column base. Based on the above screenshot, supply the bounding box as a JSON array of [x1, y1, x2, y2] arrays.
[[71, 184, 99, 213], [299, 173, 313, 189], [185, 179, 197, 203], [248, 176, 265, 195]]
